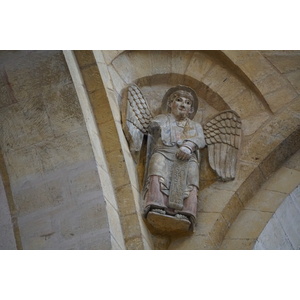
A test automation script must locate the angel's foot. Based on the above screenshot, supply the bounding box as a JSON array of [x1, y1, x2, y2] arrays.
[[151, 208, 166, 215], [175, 214, 189, 221]]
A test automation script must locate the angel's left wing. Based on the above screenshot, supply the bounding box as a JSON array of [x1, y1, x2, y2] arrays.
[[203, 110, 242, 181], [122, 84, 153, 163]]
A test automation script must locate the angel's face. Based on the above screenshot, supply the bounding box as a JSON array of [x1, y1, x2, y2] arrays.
[[169, 96, 194, 120]]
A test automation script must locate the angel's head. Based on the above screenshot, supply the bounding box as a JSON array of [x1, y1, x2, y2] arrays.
[[167, 90, 195, 120], [163, 86, 198, 120]]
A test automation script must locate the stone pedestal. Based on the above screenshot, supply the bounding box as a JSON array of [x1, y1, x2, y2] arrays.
[[146, 211, 192, 235]]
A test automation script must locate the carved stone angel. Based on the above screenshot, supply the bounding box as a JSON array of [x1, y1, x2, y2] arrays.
[[123, 85, 241, 235]]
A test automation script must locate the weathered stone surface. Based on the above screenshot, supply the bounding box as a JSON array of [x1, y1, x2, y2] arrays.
[[227, 88, 265, 119], [185, 51, 214, 81], [0, 175, 16, 249], [254, 214, 294, 250], [147, 211, 192, 235], [81, 65, 103, 93], [169, 234, 217, 250], [220, 238, 256, 250], [275, 194, 300, 249], [171, 50, 194, 75], [150, 50, 172, 75], [244, 189, 286, 213], [0, 51, 112, 250], [261, 51, 300, 74], [285, 69, 300, 93], [264, 84, 298, 112], [225, 210, 272, 239], [263, 167, 300, 194], [35, 128, 94, 173]]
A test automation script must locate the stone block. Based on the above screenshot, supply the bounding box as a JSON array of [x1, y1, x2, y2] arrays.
[[211, 161, 257, 193], [285, 69, 300, 93], [275, 196, 300, 250], [98, 119, 122, 153], [199, 187, 235, 213], [111, 236, 123, 250], [242, 111, 270, 136], [0, 99, 53, 152], [171, 50, 194, 74], [195, 212, 228, 245], [14, 181, 62, 216], [115, 183, 136, 216], [0, 68, 16, 108], [4, 51, 72, 101], [105, 149, 131, 188], [215, 75, 247, 103], [36, 129, 94, 173], [185, 51, 214, 82], [236, 167, 266, 206], [102, 50, 123, 65], [245, 189, 285, 213], [238, 53, 274, 83], [74, 50, 95, 68], [225, 209, 273, 239], [221, 193, 244, 226], [18, 211, 55, 249], [226, 88, 265, 119], [168, 234, 217, 250], [81, 65, 103, 93], [107, 65, 127, 95], [0, 224, 17, 250], [220, 238, 256, 250], [264, 85, 298, 112], [111, 54, 135, 84], [69, 166, 102, 198], [284, 148, 300, 171], [60, 198, 109, 240], [77, 229, 111, 250], [125, 51, 153, 80], [261, 51, 300, 74], [4, 146, 43, 183], [121, 213, 142, 241], [263, 167, 300, 194], [125, 236, 144, 250], [255, 214, 294, 250], [259, 129, 300, 179], [290, 185, 300, 212], [255, 72, 287, 96], [43, 83, 84, 136], [105, 200, 125, 249], [150, 50, 172, 75], [223, 50, 256, 65], [202, 64, 231, 92]]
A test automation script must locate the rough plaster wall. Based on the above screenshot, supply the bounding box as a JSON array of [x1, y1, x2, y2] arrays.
[[0, 51, 111, 249], [254, 185, 300, 250]]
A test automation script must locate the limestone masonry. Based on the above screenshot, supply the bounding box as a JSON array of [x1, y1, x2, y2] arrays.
[[0, 50, 299, 249]]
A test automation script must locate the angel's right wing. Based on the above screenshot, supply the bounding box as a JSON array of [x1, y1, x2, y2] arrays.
[[123, 84, 153, 162], [203, 110, 242, 181]]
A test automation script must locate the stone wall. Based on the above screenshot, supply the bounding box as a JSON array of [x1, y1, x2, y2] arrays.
[[0, 51, 111, 249], [1, 50, 299, 250]]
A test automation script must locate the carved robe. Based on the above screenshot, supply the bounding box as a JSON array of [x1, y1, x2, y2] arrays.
[[144, 113, 206, 224]]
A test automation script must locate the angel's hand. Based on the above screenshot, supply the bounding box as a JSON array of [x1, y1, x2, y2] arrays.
[[176, 146, 192, 160]]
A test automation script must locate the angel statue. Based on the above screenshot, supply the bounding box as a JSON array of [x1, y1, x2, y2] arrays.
[[123, 85, 241, 235]]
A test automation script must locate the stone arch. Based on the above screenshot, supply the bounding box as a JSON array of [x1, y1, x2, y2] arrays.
[[96, 50, 300, 249], [220, 146, 300, 250]]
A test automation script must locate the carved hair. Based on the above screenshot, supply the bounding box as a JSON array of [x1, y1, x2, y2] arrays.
[[168, 90, 194, 105]]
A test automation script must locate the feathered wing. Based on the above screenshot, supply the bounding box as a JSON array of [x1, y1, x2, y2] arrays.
[[203, 110, 242, 181], [123, 84, 153, 162]]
